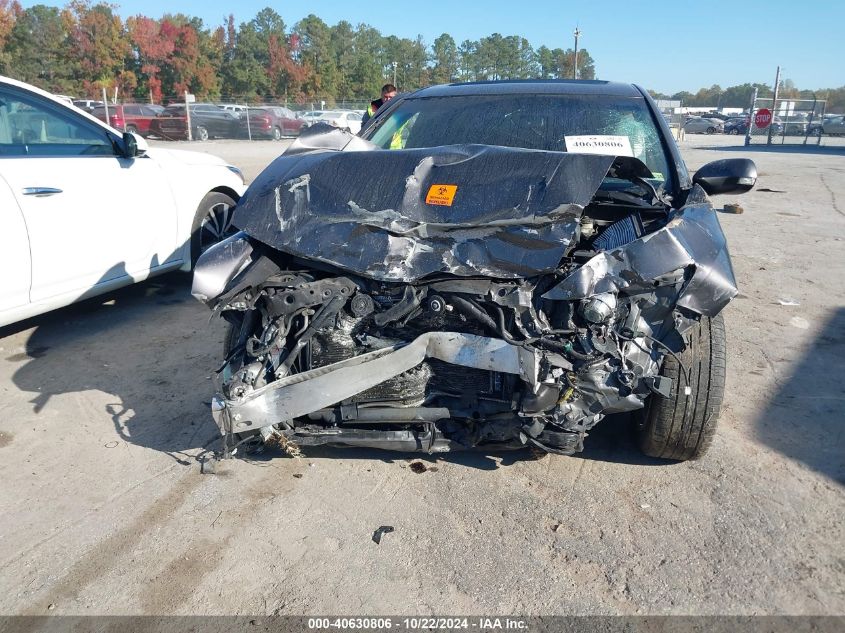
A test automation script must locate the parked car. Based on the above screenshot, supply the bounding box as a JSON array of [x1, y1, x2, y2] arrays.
[[774, 118, 809, 136], [297, 110, 326, 127], [808, 115, 845, 137], [683, 117, 724, 134], [150, 103, 239, 140], [724, 117, 749, 135], [0, 75, 246, 328], [91, 103, 164, 137], [699, 112, 732, 121], [193, 79, 757, 463], [239, 106, 305, 139], [219, 103, 249, 119], [314, 110, 364, 134], [72, 99, 103, 113]]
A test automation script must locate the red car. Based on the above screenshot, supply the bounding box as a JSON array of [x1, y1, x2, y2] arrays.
[[92, 103, 164, 136], [239, 106, 305, 139]]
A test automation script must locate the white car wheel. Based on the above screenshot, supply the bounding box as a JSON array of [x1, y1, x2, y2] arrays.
[[191, 192, 237, 264]]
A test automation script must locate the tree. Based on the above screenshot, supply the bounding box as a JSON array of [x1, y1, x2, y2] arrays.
[[349, 24, 384, 98], [431, 33, 457, 84], [536, 45, 554, 79], [330, 20, 355, 98], [407, 35, 429, 89], [5, 4, 74, 91], [66, 1, 130, 95], [0, 0, 21, 72], [574, 48, 595, 80], [128, 15, 174, 102], [457, 39, 478, 81], [267, 31, 307, 100], [295, 14, 337, 99], [220, 21, 269, 100]]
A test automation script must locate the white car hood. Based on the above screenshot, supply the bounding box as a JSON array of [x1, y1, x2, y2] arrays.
[[144, 147, 229, 168]]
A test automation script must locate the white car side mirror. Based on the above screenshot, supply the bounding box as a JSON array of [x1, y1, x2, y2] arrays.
[[132, 133, 149, 156]]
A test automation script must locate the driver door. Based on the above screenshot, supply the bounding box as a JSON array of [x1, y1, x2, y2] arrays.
[[0, 84, 177, 304]]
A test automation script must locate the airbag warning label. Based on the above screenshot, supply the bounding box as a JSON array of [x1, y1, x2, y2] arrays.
[[425, 184, 458, 206], [564, 135, 634, 157]]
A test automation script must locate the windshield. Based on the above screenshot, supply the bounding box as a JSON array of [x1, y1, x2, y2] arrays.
[[365, 94, 672, 189]]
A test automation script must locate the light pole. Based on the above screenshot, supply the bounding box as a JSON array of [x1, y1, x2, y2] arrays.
[[392, 61, 397, 86], [573, 27, 581, 79]]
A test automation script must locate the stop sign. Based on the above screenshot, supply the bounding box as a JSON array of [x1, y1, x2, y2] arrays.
[[755, 108, 772, 128]]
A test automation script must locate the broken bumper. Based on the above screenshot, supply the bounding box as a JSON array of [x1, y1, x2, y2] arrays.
[[211, 331, 543, 436]]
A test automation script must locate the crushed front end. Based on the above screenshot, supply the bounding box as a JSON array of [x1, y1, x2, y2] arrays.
[[193, 143, 737, 457]]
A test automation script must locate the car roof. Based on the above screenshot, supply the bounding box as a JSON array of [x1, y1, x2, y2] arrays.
[[408, 79, 644, 99]]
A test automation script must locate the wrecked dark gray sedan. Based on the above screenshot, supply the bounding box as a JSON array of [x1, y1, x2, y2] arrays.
[[192, 80, 757, 461]]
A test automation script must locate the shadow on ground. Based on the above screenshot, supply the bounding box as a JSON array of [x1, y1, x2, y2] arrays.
[[4, 272, 223, 466], [752, 307, 845, 484]]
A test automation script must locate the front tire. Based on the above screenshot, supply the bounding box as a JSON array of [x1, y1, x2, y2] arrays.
[[195, 125, 209, 141], [272, 126, 282, 140], [637, 314, 726, 461], [706, 127, 716, 134], [190, 192, 238, 265]]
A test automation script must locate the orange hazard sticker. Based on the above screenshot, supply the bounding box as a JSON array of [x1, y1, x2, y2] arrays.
[[425, 184, 458, 206]]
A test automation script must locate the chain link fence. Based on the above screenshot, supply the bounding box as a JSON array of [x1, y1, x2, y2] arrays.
[[78, 94, 375, 142], [745, 96, 829, 146], [654, 99, 685, 142]]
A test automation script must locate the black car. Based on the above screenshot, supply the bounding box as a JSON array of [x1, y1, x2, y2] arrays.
[[724, 117, 749, 135], [150, 103, 238, 140], [193, 80, 757, 463]]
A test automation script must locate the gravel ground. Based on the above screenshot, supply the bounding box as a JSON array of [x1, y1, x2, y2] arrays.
[[0, 135, 842, 616]]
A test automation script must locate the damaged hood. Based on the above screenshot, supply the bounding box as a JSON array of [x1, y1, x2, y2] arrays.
[[232, 144, 618, 281]]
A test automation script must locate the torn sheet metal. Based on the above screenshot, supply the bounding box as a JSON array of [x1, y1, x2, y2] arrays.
[[213, 331, 538, 435], [233, 144, 617, 281], [191, 232, 254, 302], [543, 186, 737, 316], [283, 124, 380, 155]]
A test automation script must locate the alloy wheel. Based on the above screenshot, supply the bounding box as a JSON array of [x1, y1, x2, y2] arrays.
[[199, 200, 235, 253]]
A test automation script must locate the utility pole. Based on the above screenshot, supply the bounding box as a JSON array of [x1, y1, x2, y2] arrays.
[[767, 65, 780, 145], [573, 27, 581, 79], [102, 87, 110, 127], [744, 86, 757, 147], [392, 61, 397, 86]]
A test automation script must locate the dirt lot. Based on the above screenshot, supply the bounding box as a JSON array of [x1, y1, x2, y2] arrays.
[[0, 135, 843, 616]]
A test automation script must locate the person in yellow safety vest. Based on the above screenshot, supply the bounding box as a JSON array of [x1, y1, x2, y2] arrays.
[[361, 83, 397, 128]]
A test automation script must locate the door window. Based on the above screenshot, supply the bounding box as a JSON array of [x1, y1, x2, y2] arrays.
[[0, 87, 114, 157]]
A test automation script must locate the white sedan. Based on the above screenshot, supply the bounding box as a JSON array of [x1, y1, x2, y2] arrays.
[[0, 75, 246, 328], [315, 110, 364, 134]]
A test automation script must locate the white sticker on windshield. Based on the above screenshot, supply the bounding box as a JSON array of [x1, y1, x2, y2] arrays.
[[563, 135, 634, 157]]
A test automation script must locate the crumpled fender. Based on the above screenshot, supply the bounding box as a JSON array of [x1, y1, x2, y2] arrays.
[[542, 186, 737, 317]]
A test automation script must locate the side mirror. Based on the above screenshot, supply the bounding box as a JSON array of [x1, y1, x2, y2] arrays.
[[120, 132, 148, 158], [693, 158, 757, 196]]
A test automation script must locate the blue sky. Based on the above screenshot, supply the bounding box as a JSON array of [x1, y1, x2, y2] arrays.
[[24, 0, 844, 93]]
